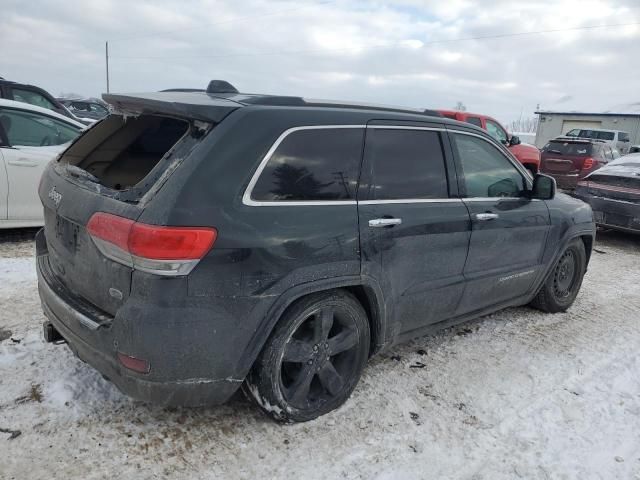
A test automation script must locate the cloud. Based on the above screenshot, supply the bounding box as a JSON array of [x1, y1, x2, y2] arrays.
[[0, 0, 638, 123]]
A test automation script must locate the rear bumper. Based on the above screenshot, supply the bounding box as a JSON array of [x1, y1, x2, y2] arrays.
[[36, 230, 243, 406], [573, 194, 640, 233]]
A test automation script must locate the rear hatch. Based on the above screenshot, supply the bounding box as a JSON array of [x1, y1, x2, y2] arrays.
[[541, 140, 593, 174], [38, 92, 239, 317]]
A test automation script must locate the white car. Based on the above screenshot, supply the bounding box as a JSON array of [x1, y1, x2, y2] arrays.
[[564, 128, 631, 154], [0, 99, 85, 228]]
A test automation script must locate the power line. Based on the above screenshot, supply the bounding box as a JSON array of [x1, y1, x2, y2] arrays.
[[109, 0, 334, 42], [110, 21, 640, 61]]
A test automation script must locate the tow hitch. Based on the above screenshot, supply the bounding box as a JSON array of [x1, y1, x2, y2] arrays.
[[43, 321, 65, 344]]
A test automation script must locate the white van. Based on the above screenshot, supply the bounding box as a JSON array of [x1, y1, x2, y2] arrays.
[[564, 128, 631, 154]]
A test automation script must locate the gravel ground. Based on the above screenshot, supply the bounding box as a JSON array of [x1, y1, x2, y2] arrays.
[[1, 228, 639, 480]]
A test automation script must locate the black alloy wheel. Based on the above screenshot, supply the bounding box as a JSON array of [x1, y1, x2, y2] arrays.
[[244, 290, 370, 422]]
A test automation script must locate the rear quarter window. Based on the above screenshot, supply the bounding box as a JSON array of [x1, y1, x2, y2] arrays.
[[250, 128, 364, 202]]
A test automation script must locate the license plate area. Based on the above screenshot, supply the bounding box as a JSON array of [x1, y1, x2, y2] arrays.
[[545, 159, 573, 172], [605, 213, 630, 227], [55, 214, 80, 254]]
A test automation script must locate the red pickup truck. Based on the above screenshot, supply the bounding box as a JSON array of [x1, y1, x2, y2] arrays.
[[438, 110, 541, 174]]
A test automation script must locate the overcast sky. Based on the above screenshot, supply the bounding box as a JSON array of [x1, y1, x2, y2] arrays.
[[1, 0, 639, 123]]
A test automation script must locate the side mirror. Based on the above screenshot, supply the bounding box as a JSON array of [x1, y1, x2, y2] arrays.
[[509, 135, 521, 146], [531, 174, 556, 200]]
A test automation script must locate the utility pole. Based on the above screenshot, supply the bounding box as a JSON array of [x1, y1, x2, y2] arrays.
[[105, 41, 110, 93]]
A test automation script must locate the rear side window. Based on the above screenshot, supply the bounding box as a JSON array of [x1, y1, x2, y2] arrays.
[[360, 128, 448, 200], [466, 117, 482, 127], [251, 128, 364, 202], [595, 131, 615, 141], [577, 129, 615, 141]]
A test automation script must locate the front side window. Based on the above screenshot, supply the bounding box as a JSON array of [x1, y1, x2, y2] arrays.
[[466, 117, 482, 127], [0, 108, 81, 147], [360, 128, 448, 200], [485, 120, 508, 144], [251, 128, 364, 202], [11, 88, 56, 110], [565, 129, 579, 137], [619, 132, 630, 142], [452, 133, 525, 198]]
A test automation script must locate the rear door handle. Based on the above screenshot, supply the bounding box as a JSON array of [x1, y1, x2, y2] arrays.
[[369, 218, 402, 228], [474, 213, 499, 221]]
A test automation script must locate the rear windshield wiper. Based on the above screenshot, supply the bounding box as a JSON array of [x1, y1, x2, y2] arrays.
[[547, 149, 562, 154]]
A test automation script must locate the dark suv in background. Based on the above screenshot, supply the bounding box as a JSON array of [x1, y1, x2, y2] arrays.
[[36, 81, 595, 422], [1, 77, 72, 118], [540, 137, 619, 190]]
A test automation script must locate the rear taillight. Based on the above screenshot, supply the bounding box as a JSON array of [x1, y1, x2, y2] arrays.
[[87, 212, 217, 276], [582, 157, 595, 170]]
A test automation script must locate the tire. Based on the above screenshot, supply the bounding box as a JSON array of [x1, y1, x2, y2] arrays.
[[243, 290, 370, 422], [530, 238, 586, 313]]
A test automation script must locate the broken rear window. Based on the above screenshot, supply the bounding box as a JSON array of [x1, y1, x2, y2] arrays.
[[57, 114, 209, 201]]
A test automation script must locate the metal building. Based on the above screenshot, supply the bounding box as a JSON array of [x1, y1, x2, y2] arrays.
[[534, 103, 640, 149]]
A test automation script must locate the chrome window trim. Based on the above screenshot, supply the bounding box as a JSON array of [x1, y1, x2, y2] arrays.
[[242, 125, 366, 207], [463, 197, 542, 202], [367, 125, 444, 132], [242, 124, 533, 207], [359, 198, 461, 205]]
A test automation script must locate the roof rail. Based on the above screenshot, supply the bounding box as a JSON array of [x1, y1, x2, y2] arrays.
[[554, 136, 607, 143], [197, 80, 443, 117], [241, 96, 442, 117]]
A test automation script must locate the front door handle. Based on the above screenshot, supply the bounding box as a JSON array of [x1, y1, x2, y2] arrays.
[[369, 218, 402, 228], [474, 213, 499, 221]]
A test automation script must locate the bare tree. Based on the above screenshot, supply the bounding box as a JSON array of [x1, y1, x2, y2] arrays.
[[454, 101, 466, 112], [507, 116, 539, 133]]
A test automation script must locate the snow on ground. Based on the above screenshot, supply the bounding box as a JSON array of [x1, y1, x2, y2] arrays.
[[0, 229, 639, 480]]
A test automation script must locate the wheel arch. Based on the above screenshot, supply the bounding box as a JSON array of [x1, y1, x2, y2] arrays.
[[236, 276, 388, 379]]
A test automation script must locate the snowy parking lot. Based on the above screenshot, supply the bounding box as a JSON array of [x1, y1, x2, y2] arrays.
[[1, 229, 639, 480]]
